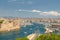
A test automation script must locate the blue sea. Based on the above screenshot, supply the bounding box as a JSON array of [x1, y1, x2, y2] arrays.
[[0, 22, 46, 40]]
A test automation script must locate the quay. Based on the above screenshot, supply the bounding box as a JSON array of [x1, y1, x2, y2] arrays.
[[45, 24, 60, 33]]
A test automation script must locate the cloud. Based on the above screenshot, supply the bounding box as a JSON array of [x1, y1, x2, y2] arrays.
[[17, 9, 60, 16], [18, 9, 41, 13], [16, 1, 33, 4], [41, 11, 60, 16], [18, 9, 31, 12], [8, 0, 33, 4], [32, 10, 41, 13], [8, 0, 17, 2]]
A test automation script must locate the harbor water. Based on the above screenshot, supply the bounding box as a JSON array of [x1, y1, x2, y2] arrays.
[[0, 22, 46, 40]]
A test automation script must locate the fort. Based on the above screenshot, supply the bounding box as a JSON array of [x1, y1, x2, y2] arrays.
[[0, 17, 20, 32]]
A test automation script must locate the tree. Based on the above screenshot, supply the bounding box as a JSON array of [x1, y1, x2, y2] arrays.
[[9, 21, 12, 23], [35, 33, 60, 40], [15, 37, 29, 40], [0, 20, 4, 23], [0, 20, 4, 28]]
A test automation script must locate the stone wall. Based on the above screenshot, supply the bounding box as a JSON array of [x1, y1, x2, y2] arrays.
[[0, 18, 20, 32]]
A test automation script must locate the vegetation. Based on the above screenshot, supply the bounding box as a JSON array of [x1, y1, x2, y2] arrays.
[[15, 33, 60, 40], [15, 37, 29, 40], [9, 21, 12, 23], [35, 33, 60, 40], [0, 20, 4, 23]]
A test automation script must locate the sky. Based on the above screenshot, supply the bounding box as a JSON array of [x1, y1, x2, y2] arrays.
[[0, 0, 60, 18]]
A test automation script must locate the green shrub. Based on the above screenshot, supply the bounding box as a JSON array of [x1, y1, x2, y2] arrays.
[[0, 20, 4, 23], [16, 37, 29, 40], [9, 21, 12, 23], [35, 33, 60, 40]]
